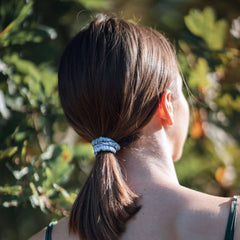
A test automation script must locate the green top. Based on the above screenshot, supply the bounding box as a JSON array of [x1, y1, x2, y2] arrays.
[[224, 195, 239, 240], [45, 196, 239, 240], [45, 221, 57, 240]]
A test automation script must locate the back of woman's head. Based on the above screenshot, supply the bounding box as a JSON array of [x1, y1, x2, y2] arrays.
[[58, 14, 179, 240]]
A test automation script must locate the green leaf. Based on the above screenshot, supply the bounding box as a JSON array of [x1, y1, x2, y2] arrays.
[[188, 58, 210, 88], [50, 145, 73, 183], [76, 0, 111, 10], [38, 65, 57, 98], [0, 185, 22, 195], [0, 146, 18, 160], [73, 142, 93, 161], [4, 54, 40, 80], [53, 183, 76, 204], [1, 27, 57, 47], [29, 182, 45, 212], [184, 7, 228, 50], [217, 94, 240, 115], [0, 1, 33, 41]]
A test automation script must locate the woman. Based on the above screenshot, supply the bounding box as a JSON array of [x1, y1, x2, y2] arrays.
[[30, 15, 239, 240]]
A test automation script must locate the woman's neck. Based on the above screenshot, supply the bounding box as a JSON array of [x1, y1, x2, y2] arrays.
[[117, 129, 179, 193]]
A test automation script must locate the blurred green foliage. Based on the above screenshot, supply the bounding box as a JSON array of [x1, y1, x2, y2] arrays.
[[176, 4, 240, 196], [184, 7, 228, 50], [0, 0, 95, 239], [0, 0, 240, 239]]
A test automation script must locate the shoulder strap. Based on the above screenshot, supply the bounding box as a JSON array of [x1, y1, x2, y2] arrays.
[[224, 195, 239, 240], [45, 221, 57, 240]]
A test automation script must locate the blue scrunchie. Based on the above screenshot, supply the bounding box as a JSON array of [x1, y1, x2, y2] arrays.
[[91, 137, 120, 156]]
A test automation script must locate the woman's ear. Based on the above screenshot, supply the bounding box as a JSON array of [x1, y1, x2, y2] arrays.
[[156, 90, 174, 126]]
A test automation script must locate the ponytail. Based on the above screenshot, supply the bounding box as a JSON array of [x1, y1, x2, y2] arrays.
[[69, 151, 141, 240]]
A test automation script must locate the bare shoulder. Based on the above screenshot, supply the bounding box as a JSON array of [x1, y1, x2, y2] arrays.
[[52, 217, 79, 240], [29, 217, 79, 240], [119, 181, 234, 240], [174, 185, 234, 240]]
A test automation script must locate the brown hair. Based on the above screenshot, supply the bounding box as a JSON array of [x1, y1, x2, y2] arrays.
[[58, 14, 179, 240]]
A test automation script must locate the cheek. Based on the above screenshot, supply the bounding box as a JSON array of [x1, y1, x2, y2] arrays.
[[178, 95, 190, 145], [183, 97, 190, 133], [174, 97, 189, 130], [172, 97, 189, 161]]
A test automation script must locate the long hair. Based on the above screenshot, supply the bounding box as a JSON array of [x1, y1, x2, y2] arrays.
[[58, 14, 179, 240]]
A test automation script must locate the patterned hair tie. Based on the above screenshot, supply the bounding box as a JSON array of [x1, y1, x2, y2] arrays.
[[91, 137, 120, 156]]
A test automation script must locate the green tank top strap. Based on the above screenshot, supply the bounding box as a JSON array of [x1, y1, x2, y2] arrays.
[[224, 195, 239, 240], [45, 221, 57, 240]]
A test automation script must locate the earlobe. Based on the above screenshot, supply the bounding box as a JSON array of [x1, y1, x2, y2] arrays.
[[157, 90, 174, 126]]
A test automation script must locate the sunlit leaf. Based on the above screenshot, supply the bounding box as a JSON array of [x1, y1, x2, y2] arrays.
[[29, 182, 45, 212], [53, 183, 76, 204], [188, 58, 210, 89], [185, 7, 228, 50], [1, 27, 57, 47], [217, 94, 240, 115], [0, 1, 33, 40], [0, 185, 22, 195], [0, 146, 18, 160], [76, 0, 111, 10]]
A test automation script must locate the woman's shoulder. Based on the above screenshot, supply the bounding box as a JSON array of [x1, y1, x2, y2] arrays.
[[173, 185, 239, 240], [141, 181, 236, 240], [29, 217, 79, 240]]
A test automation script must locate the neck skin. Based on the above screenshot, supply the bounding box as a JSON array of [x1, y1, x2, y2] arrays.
[[117, 127, 179, 195]]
